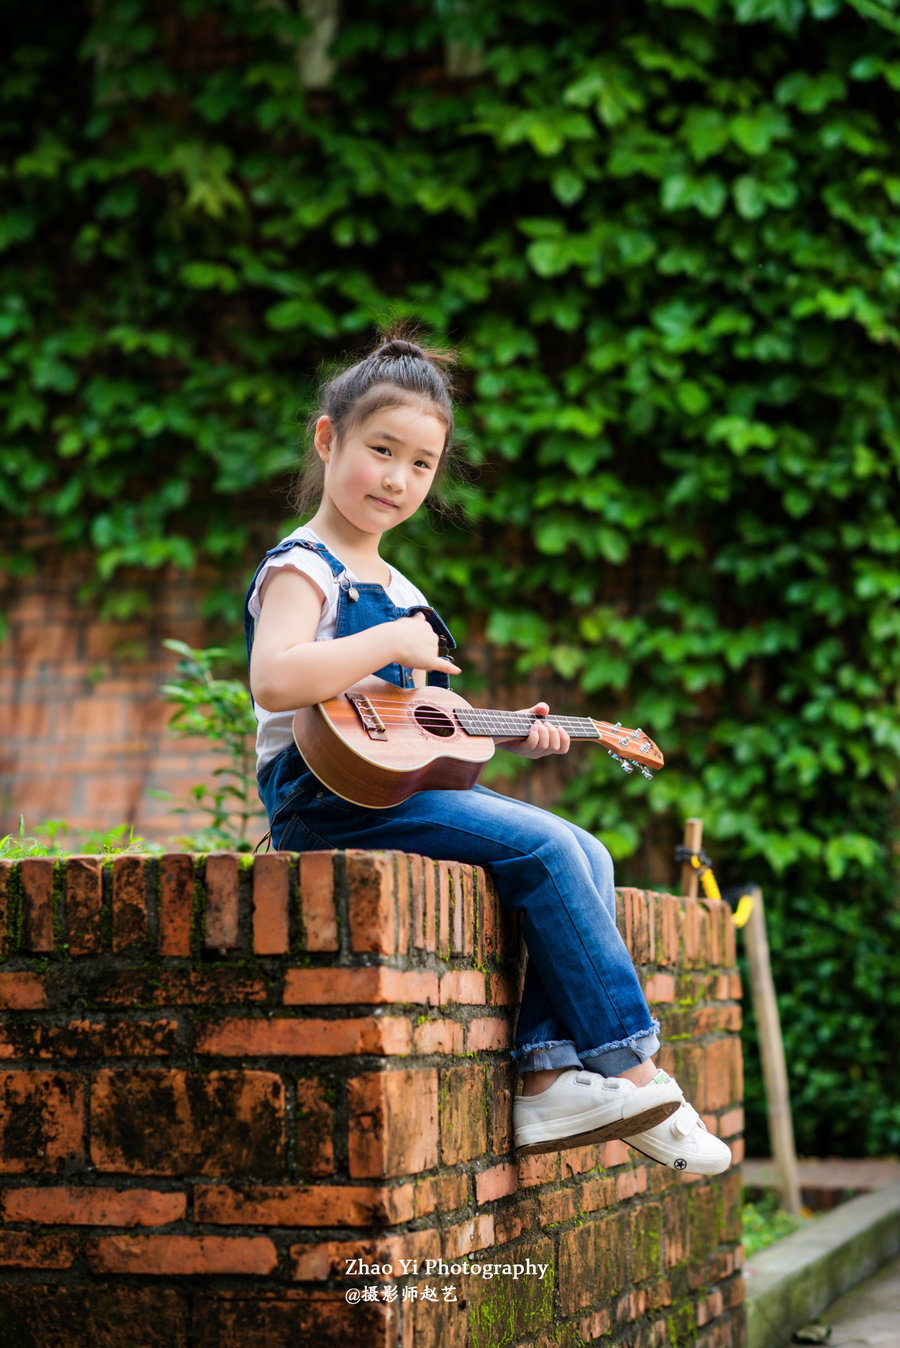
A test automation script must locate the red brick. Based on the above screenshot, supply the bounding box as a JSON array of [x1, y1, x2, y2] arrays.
[[158, 854, 194, 956], [617, 888, 654, 965], [654, 894, 681, 967], [88, 968, 269, 1007], [20, 857, 55, 952], [413, 1172, 469, 1219], [194, 1182, 415, 1227], [87, 1234, 278, 1276], [0, 1072, 84, 1174], [64, 856, 103, 955], [296, 1077, 335, 1178], [438, 863, 451, 957], [204, 853, 240, 950], [517, 1153, 560, 1189], [680, 900, 702, 966], [345, 851, 396, 955], [560, 1211, 628, 1312], [411, 854, 437, 953], [466, 1017, 510, 1052], [299, 851, 338, 951], [561, 1145, 606, 1179], [704, 1038, 743, 1112], [0, 1230, 77, 1268], [489, 972, 518, 1006], [192, 1290, 393, 1348], [489, 1062, 516, 1155], [439, 1064, 487, 1166], [578, 1174, 617, 1212], [644, 972, 676, 1004], [701, 900, 725, 968], [439, 970, 485, 1005], [90, 1069, 285, 1177], [0, 1018, 177, 1059], [442, 1213, 495, 1259], [253, 852, 290, 955], [284, 967, 439, 1006], [196, 1016, 412, 1057], [451, 863, 476, 958], [348, 1069, 439, 1178], [191, 1290, 393, 1348], [718, 1106, 744, 1138], [539, 1187, 578, 1225], [0, 971, 48, 1010], [1, 1186, 186, 1226], [475, 1161, 517, 1205], [0, 1283, 189, 1346], [395, 851, 411, 956], [111, 854, 150, 952], [413, 1018, 465, 1055], [0, 860, 16, 958], [494, 1200, 535, 1245], [289, 1228, 440, 1282]]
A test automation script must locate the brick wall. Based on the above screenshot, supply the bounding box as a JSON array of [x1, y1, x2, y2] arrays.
[[0, 849, 745, 1347], [0, 524, 268, 846]]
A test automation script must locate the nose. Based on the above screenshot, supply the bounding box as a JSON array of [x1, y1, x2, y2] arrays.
[[381, 463, 404, 493]]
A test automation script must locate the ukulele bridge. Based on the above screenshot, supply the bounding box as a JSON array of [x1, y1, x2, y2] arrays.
[[349, 694, 387, 740]]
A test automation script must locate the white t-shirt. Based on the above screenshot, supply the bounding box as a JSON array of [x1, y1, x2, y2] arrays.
[[246, 526, 430, 768]]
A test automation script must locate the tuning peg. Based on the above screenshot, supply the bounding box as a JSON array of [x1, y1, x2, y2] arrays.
[[620, 760, 634, 774], [637, 764, 654, 780]]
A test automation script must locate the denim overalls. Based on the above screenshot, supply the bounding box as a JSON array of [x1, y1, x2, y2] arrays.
[[244, 537, 660, 1079]]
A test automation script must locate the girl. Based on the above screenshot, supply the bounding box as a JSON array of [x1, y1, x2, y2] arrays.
[[244, 333, 731, 1175]]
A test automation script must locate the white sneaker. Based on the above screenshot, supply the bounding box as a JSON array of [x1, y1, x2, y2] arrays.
[[514, 1068, 683, 1156], [624, 1100, 732, 1175]]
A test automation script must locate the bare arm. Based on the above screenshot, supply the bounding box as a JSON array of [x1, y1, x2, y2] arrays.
[[249, 568, 461, 712]]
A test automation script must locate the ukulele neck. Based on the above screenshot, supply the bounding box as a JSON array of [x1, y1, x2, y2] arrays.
[[454, 709, 601, 741]]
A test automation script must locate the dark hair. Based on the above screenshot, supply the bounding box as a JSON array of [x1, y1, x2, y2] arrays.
[[289, 329, 457, 517]]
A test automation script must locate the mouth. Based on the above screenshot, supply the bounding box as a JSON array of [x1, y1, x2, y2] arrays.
[[370, 496, 399, 509]]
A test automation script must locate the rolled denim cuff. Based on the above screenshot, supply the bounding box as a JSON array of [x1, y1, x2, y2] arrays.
[[578, 1021, 661, 1077], [510, 1037, 582, 1077]]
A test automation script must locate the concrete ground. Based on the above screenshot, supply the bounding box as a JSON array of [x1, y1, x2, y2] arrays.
[[814, 1253, 900, 1347], [744, 1177, 900, 1348]]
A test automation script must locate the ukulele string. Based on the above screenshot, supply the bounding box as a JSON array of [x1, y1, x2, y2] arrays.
[[336, 700, 646, 743]]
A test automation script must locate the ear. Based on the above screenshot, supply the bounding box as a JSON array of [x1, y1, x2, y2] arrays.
[[313, 415, 335, 464]]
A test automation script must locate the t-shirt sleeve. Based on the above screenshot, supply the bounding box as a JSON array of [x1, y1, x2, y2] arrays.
[[248, 545, 335, 622]]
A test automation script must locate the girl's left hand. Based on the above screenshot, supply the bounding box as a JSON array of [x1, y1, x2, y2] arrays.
[[500, 703, 571, 759]]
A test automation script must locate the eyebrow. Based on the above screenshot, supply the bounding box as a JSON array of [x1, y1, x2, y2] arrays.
[[370, 429, 441, 459]]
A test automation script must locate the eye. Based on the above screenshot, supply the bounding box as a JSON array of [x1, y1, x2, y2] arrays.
[[370, 444, 391, 456]]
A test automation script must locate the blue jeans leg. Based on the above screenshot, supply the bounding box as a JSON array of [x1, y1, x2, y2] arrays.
[[272, 779, 659, 1078]]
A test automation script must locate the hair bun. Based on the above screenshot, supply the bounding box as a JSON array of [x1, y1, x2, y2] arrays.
[[373, 338, 426, 361]]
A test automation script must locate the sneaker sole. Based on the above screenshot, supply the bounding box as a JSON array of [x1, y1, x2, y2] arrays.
[[624, 1136, 732, 1175], [515, 1099, 681, 1157]]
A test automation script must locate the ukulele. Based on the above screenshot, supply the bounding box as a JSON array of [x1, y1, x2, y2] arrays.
[[292, 676, 663, 809]]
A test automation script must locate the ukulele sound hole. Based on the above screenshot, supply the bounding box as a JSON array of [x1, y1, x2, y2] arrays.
[[414, 705, 456, 738]]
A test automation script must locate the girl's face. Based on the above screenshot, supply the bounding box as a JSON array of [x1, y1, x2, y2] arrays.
[[314, 401, 445, 538]]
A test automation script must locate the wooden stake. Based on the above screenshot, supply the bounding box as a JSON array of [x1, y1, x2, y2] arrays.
[[742, 884, 802, 1215], [680, 818, 703, 899]]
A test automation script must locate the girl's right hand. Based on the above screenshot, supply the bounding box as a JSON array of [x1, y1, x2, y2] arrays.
[[390, 613, 461, 675]]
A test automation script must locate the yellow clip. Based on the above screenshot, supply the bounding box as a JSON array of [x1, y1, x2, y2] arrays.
[[689, 853, 722, 901], [732, 893, 754, 928]]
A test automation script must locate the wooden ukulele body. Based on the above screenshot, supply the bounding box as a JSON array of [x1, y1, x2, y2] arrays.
[[293, 677, 496, 809]]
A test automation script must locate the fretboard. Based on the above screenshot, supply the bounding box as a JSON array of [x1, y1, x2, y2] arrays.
[[454, 708, 601, 741]]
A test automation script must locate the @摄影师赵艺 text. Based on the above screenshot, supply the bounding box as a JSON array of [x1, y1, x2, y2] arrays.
[[344, 1257, 550, 1280]]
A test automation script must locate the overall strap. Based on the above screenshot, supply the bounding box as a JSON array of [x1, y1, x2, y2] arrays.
[[243, 537, 348, 668]]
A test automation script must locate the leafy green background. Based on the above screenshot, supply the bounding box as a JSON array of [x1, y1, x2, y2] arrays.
[[3, 0, 899, 1158]]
